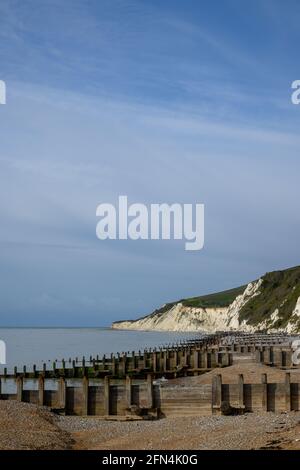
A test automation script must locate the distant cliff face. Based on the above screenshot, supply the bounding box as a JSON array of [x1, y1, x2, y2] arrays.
[[113, 304, 230, 332], [112, 266, 300, 333]]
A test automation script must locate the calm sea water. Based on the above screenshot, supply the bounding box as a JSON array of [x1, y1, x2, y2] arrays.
[[0, 327, 201, 374]]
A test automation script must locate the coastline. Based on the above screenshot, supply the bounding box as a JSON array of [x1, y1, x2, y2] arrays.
[[3, 358, 300, 450], [1, 330, 300, 450]]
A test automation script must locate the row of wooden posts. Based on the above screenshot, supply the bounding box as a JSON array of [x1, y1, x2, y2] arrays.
[[0, 332, 299, 417], [3, 374, 154, 415], [0, 348, 233, 379], [212, 372, 298, 414], [0, 332, 296, 381], [2, 371, 298, 416]]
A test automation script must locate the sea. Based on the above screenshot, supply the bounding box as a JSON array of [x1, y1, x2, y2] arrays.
[[0, 327, 202, 374]]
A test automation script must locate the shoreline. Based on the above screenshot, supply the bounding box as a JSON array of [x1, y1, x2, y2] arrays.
[[1, 332, 300, 450]]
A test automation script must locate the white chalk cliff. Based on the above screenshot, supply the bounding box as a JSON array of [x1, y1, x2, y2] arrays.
[[112, 266, 300, 333]]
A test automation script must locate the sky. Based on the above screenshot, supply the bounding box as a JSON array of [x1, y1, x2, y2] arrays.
[[0, 0, 300, 326]]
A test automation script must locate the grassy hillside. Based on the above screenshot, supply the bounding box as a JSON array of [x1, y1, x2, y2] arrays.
[[179, 285, 247, 308], [239, 265, 300, 328], [136, 285, 247, 321], [148, 266, 300, 325]]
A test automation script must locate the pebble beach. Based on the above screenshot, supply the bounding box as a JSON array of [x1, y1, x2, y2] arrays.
[[1, 400, 300, 450]]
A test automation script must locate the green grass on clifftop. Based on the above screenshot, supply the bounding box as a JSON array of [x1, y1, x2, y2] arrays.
[[143, 285, 247, 320], [180, 285, 247, 308]]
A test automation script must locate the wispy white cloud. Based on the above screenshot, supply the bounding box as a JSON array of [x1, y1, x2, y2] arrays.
[[0, 1, 300, 324]]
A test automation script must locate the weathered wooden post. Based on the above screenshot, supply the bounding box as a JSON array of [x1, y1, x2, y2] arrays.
[[286, 348, 292, 368], [142, 351, 147, 370], [281, 350, 287, 368], [212, 374, 222, 414], [193, 350, 199, 370], [112, 356, 116, 376], [147, 374, 153, 409], [214, 350, 219, 367], [16, 376, 23, 402], [158, 350, 163, 372], [238, 374, 244, 409], [104, 376, 110, 416], [120, 354, 126, 376], [285, 372, 291, 412], [152, 351, 157, 373], [202, 351, 208, 369], [263, 346, 269, 364], [173, 349, 178, 369], [261, 373, 268, 412], [269, 346, 274, 365], [58, 377, 66, 409], [38, 375, 44, 406], [126, 375, 132, 409], [222, 352, 230, 367], [163, 351, 167, 372], [131, 351, 136, 370], [255, 349, 262, 363], [187, 348, 191, 369], [82, 376, 89, 415], [181, 349, 187, 368]]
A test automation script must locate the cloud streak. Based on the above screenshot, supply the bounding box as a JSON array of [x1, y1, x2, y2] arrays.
[[0, 1, 300, 325]]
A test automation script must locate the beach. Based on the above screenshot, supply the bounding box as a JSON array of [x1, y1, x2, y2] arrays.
[[2, 358, 300, 451], [1, 399, 300, 450]]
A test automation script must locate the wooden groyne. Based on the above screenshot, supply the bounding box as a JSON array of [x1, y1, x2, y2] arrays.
[[0, 332, 299, 418], [0, 332, 235, 380], [0, 332, 294, 380], [212, 371, 300, 415], [1, 371, 299, 417]]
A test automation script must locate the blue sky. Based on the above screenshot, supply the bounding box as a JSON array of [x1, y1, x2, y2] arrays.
[[0, 0, 300, 326]]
